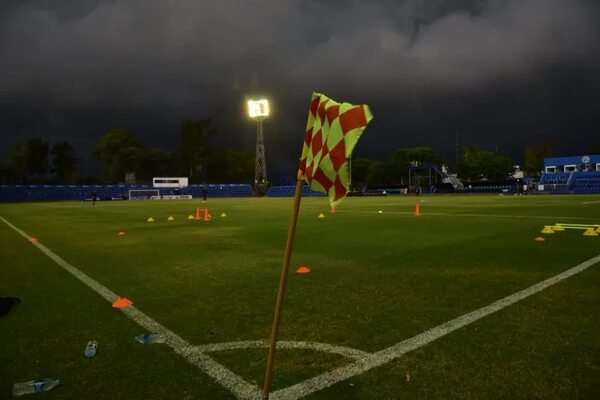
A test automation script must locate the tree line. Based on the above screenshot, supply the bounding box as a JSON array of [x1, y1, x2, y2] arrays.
[[0, 124, 578, 186], [0, 119, 255, 185]]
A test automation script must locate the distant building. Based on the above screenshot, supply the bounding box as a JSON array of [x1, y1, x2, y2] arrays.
[[544, 155, 600, 173]]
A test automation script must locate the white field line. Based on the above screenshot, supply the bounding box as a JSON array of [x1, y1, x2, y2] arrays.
[[271, 253, 600, 400], [196, 340, 371, 359], [582, 199, 600, 204], [345, 209, 589, 220], [0, 216, 261, 400]]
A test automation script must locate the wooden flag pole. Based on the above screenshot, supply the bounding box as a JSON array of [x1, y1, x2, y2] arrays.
[[262, 178, 305, 399]]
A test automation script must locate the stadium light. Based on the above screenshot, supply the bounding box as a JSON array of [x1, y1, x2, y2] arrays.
[[247, 99, 270, 119]]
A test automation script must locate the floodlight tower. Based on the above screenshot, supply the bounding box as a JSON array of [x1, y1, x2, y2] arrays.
[[248, 99, 270, 195]]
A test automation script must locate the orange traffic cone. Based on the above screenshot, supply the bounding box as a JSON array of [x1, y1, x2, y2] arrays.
[[415, 203, 421, 217], [195, 207, 201, 220], [204, 208, 211, 221]]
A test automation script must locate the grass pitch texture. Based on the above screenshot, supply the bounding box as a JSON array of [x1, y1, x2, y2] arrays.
[[1, 195, 599, 399]]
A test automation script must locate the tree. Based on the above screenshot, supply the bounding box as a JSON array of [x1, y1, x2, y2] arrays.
[[351, 157, 374, 189], [458, 146, 515, 181], [138, 149, 178, 181], [205, 148, 254, 183], [387, 147, 445, 184], [93, 129, 144, 182], [366, 161, 390, 186], [51, 141, 80, 181], [9, 139, 28, 183], [523, 139, 557, 177], [26, 138, 49, 177], [181, 119, 214, 181]]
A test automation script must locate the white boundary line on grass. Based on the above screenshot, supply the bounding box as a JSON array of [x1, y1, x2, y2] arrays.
[[3, 215, 599, 400], [582, 199, 600, 205], [269, 253, 600, 400], [348, 210, 589, 220], [0, 216, 262, 400]]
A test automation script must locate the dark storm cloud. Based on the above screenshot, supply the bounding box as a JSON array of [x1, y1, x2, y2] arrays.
[[1, 0, 599, 175]]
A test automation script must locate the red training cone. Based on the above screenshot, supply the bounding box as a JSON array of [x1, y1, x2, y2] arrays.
[[112, 297, 133, 308], [204, 208, 211, 221], [118, 231, 126, 236], [30, 237, 38, 243], [195, 207, 202, 220], [297, 266, 311, 274], [415, 203, 421, 217], [535, 236, 546, 242]]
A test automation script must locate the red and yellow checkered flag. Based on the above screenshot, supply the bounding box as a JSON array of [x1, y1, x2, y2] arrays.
[[298, 92, 373, 207]]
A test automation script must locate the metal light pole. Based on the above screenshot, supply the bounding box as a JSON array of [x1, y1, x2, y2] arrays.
[[248, 99, 270, 196]]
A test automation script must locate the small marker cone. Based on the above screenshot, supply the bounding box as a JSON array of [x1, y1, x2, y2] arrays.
[[331, 206, 336, 214], [318, 213, 326, 219], [552, 225, 564, 232], [118, 231, 126, 236], [187, 215, 195, 220], [378, 210, 383, 214], [112, 297, 133, 308], [541, 226, 555, 234], [596, 226, 600, 234], [30, 237, 38, 243], [583, 228, 599, 237], [167, 216, 175, 221], [147, 217, 155, 222], [415, 203, 421, 217], [220, 212, 227, 218], [195, 208, 202, 220], [535, 236, 546, 242], [297, 266, 311, 274], [204, 208, 211, 221]]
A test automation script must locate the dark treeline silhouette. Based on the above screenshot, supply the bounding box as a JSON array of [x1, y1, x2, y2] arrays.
[[1, 121, 567, 186]]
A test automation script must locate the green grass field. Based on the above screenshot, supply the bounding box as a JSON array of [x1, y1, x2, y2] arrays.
[[1, 194, 599, 399]]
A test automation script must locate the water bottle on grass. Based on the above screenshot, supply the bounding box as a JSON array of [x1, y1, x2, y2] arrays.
[[85, 340, 98, 358], [134, 333, 165, 344], [13, 378, 61, 396]]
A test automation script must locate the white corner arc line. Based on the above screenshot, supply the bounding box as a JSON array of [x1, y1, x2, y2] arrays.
[[271, 253, 600, 400], [0, 216, 262, 400], [196, 340, 371, 360]]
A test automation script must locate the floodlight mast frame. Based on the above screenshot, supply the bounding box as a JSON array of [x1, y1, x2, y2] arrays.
[[248, 100, 269, 196]]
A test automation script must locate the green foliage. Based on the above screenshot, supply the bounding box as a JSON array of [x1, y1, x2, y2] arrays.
[[350, 157, 374, 188], [93, 129, 144, 182], [51, 141, 80, 181], [387, 147, 445, 184], [206, 148, 255, 183], [459, 145, 515, 181], [181, 119, 214, 180], [523, 140, 557, 177], [26, 138, 49, 176], [9, 139, 28, 183], [138, 149, 179, 181]]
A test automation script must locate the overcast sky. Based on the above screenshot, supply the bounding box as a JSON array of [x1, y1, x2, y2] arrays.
[[1, 0, 599, 178]]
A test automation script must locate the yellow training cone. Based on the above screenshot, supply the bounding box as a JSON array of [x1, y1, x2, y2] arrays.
[[147, 217, 155, 222], [596, 226, 600, 233], [583, 228, 598, 237], [541, 226, 555, 234], [187, 215, 195, 220], [551, 225, 565, 232], [318, 213, 326, 219], [220, 213, 227, 217], [167, 216, 175, 221]]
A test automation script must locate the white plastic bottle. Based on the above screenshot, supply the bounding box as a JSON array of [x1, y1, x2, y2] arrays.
[[13, 378, 61, 396]]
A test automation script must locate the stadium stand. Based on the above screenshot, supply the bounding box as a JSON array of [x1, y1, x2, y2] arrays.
[[0, 183, 252, 201], [538, 154, 600, 194]]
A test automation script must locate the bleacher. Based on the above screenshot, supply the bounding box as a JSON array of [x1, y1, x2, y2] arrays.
[[539, 154, 600, 194], [0, 183, 253, 202], [539, 171, 600, 194]]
